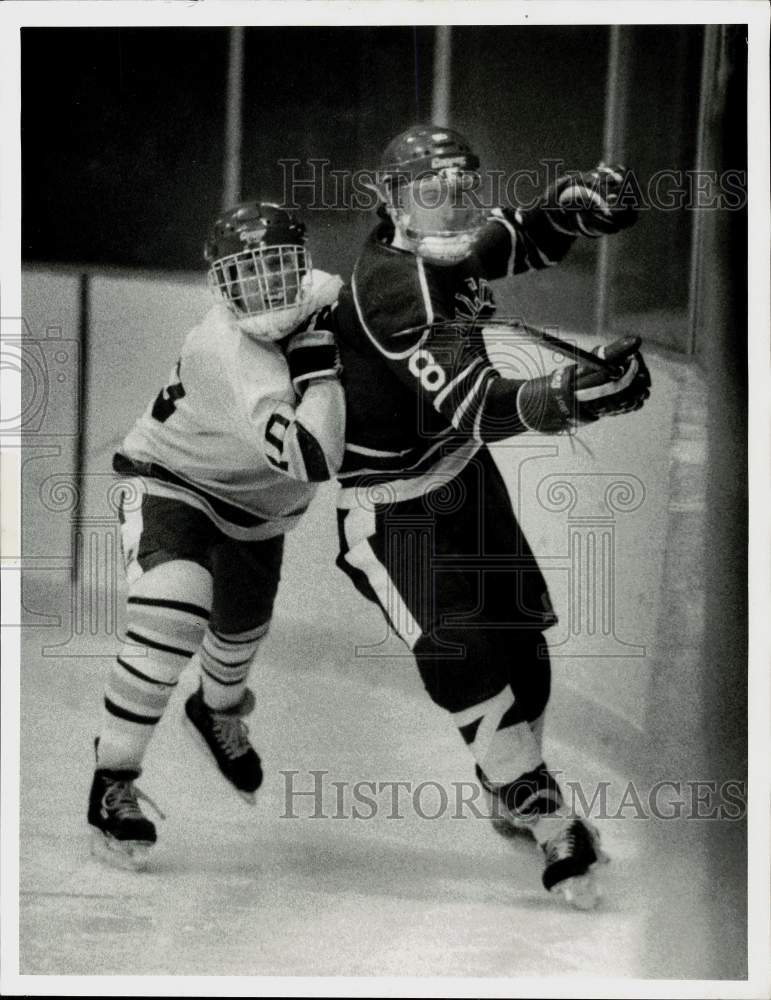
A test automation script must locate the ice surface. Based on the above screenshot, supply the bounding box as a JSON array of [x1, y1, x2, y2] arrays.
[[20, 617, 649, 978]]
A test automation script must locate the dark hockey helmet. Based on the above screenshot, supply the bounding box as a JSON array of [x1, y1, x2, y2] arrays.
[[204, 201, 306, 263], [204, 201, 312, 340], [378, 126, 484, 266], [378, 124, 480, 186]]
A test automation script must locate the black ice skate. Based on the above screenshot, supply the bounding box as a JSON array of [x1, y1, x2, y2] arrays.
[[476, 763, 608, 909], [184, 686, 263, 804], [540, 817, 609, 910], [88, 765, 161, 871]]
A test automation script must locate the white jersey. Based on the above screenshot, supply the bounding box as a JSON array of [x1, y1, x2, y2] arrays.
[[116, 270, 345, 540]]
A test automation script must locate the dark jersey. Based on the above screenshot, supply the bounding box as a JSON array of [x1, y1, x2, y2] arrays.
[[334, 206, 575, 502]]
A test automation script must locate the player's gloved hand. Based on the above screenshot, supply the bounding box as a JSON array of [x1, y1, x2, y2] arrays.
[[284, 326, 341, 396], [517, 336, 651, 433], [572, 336, 651, 420], [545, 164, 638, 237]]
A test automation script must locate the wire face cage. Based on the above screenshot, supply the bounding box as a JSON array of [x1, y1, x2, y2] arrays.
[[208, 244, 312, 337]]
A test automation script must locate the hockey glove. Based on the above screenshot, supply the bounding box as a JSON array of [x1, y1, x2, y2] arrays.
[[545, 164, 638, 238], [572, 336, 651, 421], [284, 326, 341, 396], [517, 336, 651, 433]]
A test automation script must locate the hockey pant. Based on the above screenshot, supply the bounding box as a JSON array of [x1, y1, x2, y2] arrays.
[[98, 488, 283, 768], [337, 446, 557, 785]]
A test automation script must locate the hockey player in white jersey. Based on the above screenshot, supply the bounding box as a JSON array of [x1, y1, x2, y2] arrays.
[[88, 201, 345, 869]]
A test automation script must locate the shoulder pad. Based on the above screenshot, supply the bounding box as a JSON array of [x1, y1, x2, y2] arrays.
[[186, 303, 239, 354], [352, 244, 434, 355], [308, 269, 343, 309]]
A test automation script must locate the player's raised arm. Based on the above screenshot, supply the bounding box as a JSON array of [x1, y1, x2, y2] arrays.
[[372, 125, 637, 282], [477, 164, 639, 279]]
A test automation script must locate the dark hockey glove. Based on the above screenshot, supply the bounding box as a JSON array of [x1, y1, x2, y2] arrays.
[[545, 164, 638, 238], [284, 326, 341, 396], [517, 336, 651, 433], [572, 336, 651, 421]]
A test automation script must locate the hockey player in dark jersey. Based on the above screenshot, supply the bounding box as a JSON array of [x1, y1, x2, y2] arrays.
[[87, 201, 345, 869], [334, 124, 650, 908]]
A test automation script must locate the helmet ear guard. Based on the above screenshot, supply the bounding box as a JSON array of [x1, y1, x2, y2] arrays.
[[204, 201, 313, 340]]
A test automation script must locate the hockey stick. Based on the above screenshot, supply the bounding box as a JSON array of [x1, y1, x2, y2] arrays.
[[506, 319, 627, 378], [398, 317, 627, 378]]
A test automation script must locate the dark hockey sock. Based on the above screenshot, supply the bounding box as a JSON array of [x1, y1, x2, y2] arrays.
[[479, 761, 563, 817]]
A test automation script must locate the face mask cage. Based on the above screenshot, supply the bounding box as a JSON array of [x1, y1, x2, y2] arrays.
[[208, 244, 312, 338], [391, 169, 486, 265]]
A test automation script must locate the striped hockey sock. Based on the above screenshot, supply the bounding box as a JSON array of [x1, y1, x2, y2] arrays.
[[97, 565, 211, 769], [198, 623, 269, 711]]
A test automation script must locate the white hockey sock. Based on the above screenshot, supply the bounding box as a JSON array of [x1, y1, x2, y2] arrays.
[[99, 614, 203, 769], [452, 685, 543, 784], [97, 714, 155, 770], [198, 624, 268, 711], [98, 561, 211, 769]]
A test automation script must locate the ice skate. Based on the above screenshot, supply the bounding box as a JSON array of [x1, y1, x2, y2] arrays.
[[476, 764, 608, 909], [87, 765, 162, 871], [184, 685, 263, 804], [540, 817, 609, 910]]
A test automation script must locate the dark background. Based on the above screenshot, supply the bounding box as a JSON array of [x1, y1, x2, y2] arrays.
[[22, 24, 704, 329]]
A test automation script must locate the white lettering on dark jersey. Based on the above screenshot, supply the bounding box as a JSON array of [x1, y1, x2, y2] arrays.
[[407, 348, 447, 392], [454, 277, 494, 322]]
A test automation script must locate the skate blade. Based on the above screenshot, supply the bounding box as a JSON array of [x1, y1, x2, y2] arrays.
[[552, 870, 601, 911], [90, 829, 153, 872], [183, 712, 259, 807]]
